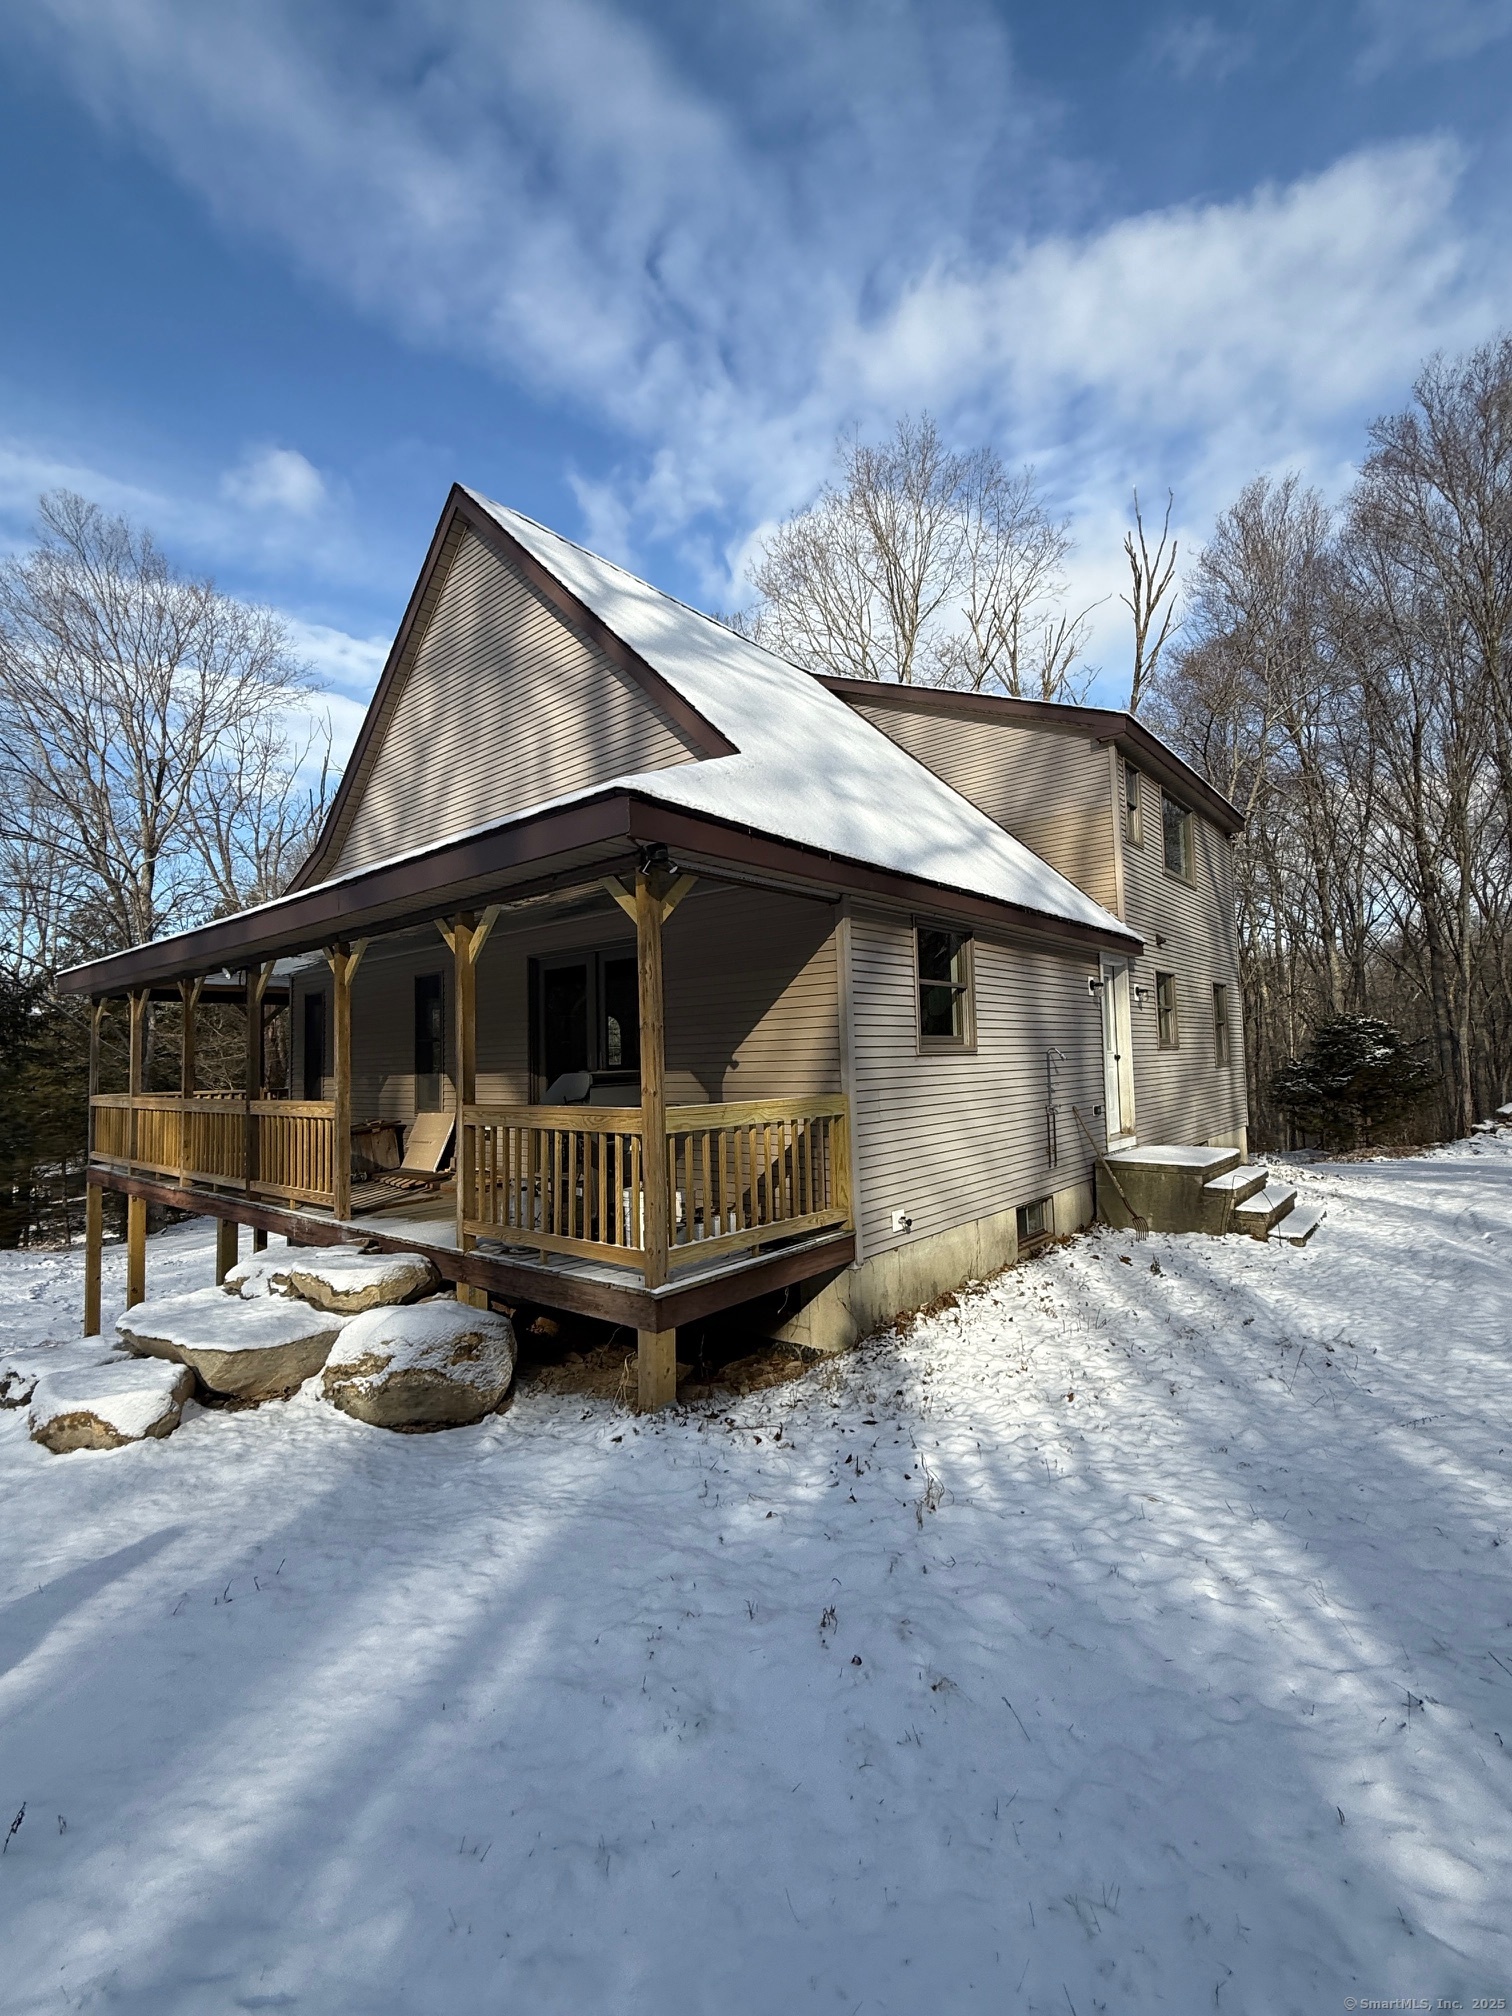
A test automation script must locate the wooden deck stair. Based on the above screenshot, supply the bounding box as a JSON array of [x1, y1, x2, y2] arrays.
[[1099, 1145, 1324, 1245]]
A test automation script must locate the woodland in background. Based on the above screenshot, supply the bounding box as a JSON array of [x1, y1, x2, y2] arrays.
[[1149, 337, 1512, 1147], [0, 493, 332, 1244]]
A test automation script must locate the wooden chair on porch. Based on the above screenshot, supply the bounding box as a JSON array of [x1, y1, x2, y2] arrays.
[[348, 1111, 455, 1215]]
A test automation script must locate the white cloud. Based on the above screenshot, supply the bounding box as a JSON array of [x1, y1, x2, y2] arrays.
[[1147, 15, 1254, 82], [281, 616, 388, 698], [221, 445, 327, 516], [1355, 0, 1512, 73]]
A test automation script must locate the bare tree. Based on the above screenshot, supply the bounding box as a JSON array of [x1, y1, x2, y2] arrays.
[[743, 415, 1093, 698], [1123, 489, 1179, 714], [0, 491, 331, 961]]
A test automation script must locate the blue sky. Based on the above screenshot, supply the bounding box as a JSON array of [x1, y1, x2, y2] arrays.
[[1, 0, 1509, 735]]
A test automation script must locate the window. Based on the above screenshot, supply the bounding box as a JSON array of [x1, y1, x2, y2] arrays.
[[1123, 762, 1143, 847], [1213, 982, 1230, 1066], [301, 988, 327, 1102], [1016, 1197, 1051, 1246], [1162, 793, 1193, 879], [1156, 970, 1179, 1049], [414, 973, 446, 1076], [916, 926, 973, 1047]]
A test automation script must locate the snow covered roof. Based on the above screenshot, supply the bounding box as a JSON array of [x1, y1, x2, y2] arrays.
[[463, 493, 1137, 944]]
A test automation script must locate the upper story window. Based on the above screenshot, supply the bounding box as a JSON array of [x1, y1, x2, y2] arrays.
[[414, 972, 446, 1076], [917, 926, 974, 1048], [1123, 761, 1143, 847], [1162, 792, 1194, 880], [1156, 970, 1179, 1049]]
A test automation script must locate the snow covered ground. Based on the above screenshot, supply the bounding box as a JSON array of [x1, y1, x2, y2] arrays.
[[2, 1141, 1511, 2014]]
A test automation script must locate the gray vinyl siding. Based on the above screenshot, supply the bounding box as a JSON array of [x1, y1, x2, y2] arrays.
[[330, 530, 699, 878], [850, 702, 1121, 914], [847, 907, 1104, 1259], [1119, 777, 1248, 1145], [288, 887, 840, 1124]]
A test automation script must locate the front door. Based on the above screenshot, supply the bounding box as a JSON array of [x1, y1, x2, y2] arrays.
[[1101, 960, 1135, 1141]]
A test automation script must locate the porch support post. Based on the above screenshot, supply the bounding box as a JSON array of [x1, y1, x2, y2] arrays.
[[179, 977, 201, 1188], [125, 987, 148, 1309], [635, 864, 675, 1408], [127, 985, 148, 1170], [450, 912, 488, 1308], [244, 963, 271, 1199], [327, 945, 356, 1222], [216, 1216, 240, 1286], [125, 1195, 147, 1311], [83, 1181, 103, 1338], [84, 997, 104, 1336]]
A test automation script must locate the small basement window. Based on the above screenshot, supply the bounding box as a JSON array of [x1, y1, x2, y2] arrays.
[[414, 973, 446, 1076], [1017, 1197, 1052, 1246], [1213, 981, 1231, 1066], [1162, 792, 1194, 880], [916, 926, 974, 1048], [1156, 970, 1179, 1049], [1123, 761, 1143, 847]]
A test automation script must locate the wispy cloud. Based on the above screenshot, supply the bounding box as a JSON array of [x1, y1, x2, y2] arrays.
[[1147, 14, 1254, 83], [8, 0, 1510, 682], [222, 445, 327, 517], [1355, 0, 1512, 74]]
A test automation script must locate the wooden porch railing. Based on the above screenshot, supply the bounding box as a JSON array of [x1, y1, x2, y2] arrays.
[[90, 1094, 337, 1209], [458, 1095, 851, 1274]]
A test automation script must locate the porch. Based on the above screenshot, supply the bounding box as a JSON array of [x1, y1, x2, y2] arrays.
[[81, 859, 855, 1408]]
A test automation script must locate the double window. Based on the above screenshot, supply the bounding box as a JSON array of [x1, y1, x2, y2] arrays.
[[1162, 792, 1194, 880], [916, 926, 974, 1048], [533, 948, 640, 1096], [1156, 970, 1179, 1049]]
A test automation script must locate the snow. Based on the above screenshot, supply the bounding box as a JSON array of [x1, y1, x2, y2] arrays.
[[2, 1141, 1511, 2010], [327, 1297, 514, 1391], [1106, 1144, 1236, 1168], [117, 1285, 347, 1355]]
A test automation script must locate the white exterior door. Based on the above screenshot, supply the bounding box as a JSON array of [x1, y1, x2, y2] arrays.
[[1102, 961, 1135, 1141]]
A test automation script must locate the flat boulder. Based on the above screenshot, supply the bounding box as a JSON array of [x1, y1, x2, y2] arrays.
[[282, 1247, 440, 1314], [117, 1287, 347, 1401], [29, 1360, 194, 1453], [322, 1300, 516, 1430], [2, 1339, 128, 1410], [223, 1255, 292, 1299]]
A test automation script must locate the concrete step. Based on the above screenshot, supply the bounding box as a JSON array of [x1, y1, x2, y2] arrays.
[[1098, 1144, 1243, 1234], [1231, 1182, 1299, 1239], [1203, 1164, 1270, 1204], [1275, 1202, 1325, 1246]]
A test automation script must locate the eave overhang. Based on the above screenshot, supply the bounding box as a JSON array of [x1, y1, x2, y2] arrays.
[[58, 788, 1142, 998]]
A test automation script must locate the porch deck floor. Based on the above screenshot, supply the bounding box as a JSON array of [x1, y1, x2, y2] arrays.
[[328, 1192, 848, 1305]]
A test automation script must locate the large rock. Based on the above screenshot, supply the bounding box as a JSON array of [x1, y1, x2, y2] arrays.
[[117, 1287, 347, 1401], [2, 1340, 128, 1410], [29, 1360, 194, 1453], [222, 1255, 292, 1299], [282, 1248, 440, 1314], [322, 1300, 516, 1430]]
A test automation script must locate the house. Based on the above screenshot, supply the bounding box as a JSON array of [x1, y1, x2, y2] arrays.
[[60, 485, 1250, 1408]]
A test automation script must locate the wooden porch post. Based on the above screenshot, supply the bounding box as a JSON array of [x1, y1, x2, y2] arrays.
[[83, 996, 104, 1337], [451, 912, 488, 1309], [83, 1181, 103, 1337], [126, 987, 148, 1309], [327, 945, 356, 1222], [178, 976, 201, 1189], [635, 864, 676, 1409], [216, 1216, 240, 1285], [244, 963, 271, 1199]]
